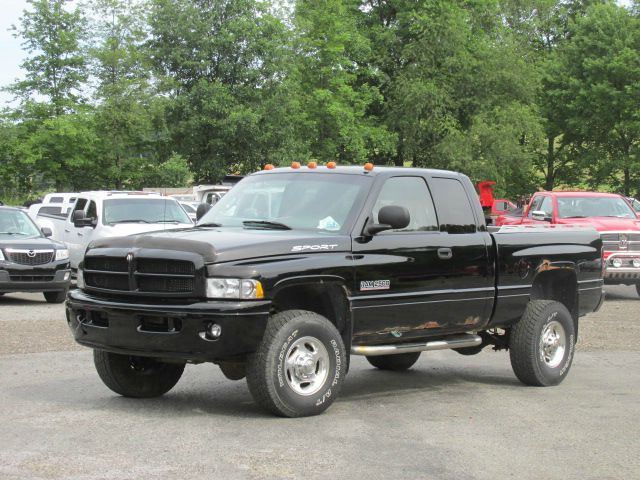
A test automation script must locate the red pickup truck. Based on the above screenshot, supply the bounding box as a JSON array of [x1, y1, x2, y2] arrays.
[[497, 191, 640, 294]]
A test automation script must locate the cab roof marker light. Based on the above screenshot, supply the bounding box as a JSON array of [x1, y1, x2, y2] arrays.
[[307, 161, 317, 169], [291, 162, 301, 169], [327, 162, 337, 169], [264, 164, 275, 170], [364, 163, 374, 172]]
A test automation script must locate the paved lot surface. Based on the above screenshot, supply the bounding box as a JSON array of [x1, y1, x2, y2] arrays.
[[1, 287, 639, 480]]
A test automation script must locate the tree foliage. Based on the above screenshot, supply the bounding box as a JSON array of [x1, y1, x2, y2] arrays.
[[1, 0, 639, 199]]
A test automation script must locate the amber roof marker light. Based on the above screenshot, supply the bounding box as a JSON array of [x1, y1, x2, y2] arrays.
[[327, 161, 337, 169], [364, 163, 374, 172], [307, 161, 317, 169], [263, 164, 275, 170], [291, 161, 301, 169]]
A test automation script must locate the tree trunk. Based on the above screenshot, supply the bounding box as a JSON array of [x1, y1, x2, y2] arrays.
[[544, 136, 555, 191], [624, 167, 630, 196]]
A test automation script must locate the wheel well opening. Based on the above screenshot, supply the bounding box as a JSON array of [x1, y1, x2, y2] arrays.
[[531, 270, 578, 319], [271, 283, 350, 336]]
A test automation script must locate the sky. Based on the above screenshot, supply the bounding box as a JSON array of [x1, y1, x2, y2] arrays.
[[0, 0, 635, 107]]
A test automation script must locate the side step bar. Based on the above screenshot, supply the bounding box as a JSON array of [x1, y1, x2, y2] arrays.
[[351, 334, 482, 357]]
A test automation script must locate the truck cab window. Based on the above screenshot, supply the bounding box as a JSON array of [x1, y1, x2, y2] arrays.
[[429, 177, 477, 233], [539, 196, 553, 216], [373, 177, 438, 232], [527, 196, 543, 218], [86, 201, 98, 220]]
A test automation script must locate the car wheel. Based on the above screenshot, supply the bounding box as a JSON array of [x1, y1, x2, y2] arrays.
[[246, 310, 346, 417], [509, 300, 576, 386], [93, 349, 185, 398], [365, 352, 421, 370]]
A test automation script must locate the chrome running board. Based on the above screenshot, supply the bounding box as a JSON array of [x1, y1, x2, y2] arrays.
[[351, 334, 482, 356]]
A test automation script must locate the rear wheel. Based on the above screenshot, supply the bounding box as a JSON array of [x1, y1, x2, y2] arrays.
[[93, 350, 185, 398], [509, 300, 575, 386], [44, 290, 67, 303], [366, 352, 421, 371], [246, 310, 346, 417]]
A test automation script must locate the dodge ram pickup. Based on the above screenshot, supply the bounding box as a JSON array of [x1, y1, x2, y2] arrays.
[[66, 165, 604, 417]]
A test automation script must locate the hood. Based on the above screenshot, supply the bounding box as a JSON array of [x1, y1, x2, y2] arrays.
[[0, 236, 64, 250], [88, 227, 351, 264], [554, 217, 640, 232]]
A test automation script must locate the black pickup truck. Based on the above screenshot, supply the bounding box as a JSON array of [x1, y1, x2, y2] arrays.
[[66, 166, 604, 417]]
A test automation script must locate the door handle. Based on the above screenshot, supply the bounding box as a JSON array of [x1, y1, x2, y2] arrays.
[[77, 232, 83, 237], [437, 248, 452, 260]]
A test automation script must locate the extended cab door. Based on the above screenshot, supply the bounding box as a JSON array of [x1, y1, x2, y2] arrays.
[[350, 174, 494, 344]]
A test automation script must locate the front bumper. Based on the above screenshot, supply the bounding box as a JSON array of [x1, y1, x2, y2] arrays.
[[0, 268, 71, 293], [66, 289, 271, 362]]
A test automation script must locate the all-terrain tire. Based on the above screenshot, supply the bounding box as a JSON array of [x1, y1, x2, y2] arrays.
[[366, 352, 421, 371], [509, 300, 576, 387], [93, 350, 185, 398], [246, 310, 346, 417], [44, 290, 67, 303]]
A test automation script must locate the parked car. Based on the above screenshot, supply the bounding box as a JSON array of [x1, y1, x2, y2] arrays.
[[193, 175, 244, 205], [496, 191, 640, 294], [179, 201, 200, 222], [66, 165, 603, 417], [45, 191, 193, 273], [0, 206, 71, 303]]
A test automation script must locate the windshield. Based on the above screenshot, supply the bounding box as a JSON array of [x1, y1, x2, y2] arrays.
[[103, 198, 192, 225], [0, 209, 42, 238], [198, 172, 371, 232], [557, 196, 637, 219]]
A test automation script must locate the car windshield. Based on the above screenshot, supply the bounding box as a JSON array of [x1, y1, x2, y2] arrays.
[[557, 196, 637, 219], [103, 198, 192, 225], [198, 172, 371, 232], [0, 209, 42, 238]]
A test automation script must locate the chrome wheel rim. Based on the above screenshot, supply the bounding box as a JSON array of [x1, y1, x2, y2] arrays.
[[539, 320, 566, 368], [284, 336, 329, 396]]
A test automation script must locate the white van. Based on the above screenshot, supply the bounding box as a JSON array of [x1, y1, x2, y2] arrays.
[[62, 191, 193, 272]]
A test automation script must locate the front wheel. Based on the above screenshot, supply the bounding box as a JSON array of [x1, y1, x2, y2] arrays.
[[93, 350, 185, 398], [509, 300, 576, 386], [246, 310, 346, 417]]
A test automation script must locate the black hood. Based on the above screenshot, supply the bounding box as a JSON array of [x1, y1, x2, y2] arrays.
[[0, 236, 64, 250], [88, 227, 351, 263]]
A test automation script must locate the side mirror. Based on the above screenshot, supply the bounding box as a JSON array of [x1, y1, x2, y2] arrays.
[[72, 210, 94, 228], [531, 210, 551, 222], [41, 227, 53, 237], [364, 205, 411, 236], [196, 203, 212, 221]]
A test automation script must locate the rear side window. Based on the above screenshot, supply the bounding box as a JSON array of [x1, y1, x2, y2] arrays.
[[49, 196, 63, 203], [37, 206, 64, 217], [373, 177, 438, 232], [429, 177, 477, 234]]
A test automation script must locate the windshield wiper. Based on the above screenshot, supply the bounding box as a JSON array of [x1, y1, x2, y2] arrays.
[[243, 220, 291, 230], [195, 222, 223, 228], [109, 219, 150, 224], [155, 220, 182, 224], [0, 231, 29, 235]]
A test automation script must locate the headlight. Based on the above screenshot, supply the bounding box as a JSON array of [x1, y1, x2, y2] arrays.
[[55, 249, 69, 261], [206, 278, 264, 299], [76, 268, 85, 289]]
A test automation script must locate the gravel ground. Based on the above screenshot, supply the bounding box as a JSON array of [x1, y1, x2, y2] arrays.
[[0, 286, 638, 480]]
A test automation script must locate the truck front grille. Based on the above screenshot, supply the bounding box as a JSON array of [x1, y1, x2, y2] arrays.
[[84, 255, 197, 296], [5, 249, 54, 266], [601, 233, 640, 252]]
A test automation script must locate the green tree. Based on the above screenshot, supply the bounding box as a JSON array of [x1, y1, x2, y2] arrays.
[[148, 0, 298, 181], [548, 2, 640, 194], [6, 0, 90, 190]]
